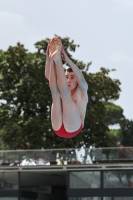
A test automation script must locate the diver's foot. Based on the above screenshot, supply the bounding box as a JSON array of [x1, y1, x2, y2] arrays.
[[48, 38, 62, 60]]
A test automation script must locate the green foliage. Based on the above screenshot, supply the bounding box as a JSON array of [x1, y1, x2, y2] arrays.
[[104, 102, 125, 125], [120, 119, 133, 146], [100, 102, 125, 147], [0, 37, 122, 149], [105, 129, 121, 147], [83, 68, 121, 147], [0, 43, 50, 149]]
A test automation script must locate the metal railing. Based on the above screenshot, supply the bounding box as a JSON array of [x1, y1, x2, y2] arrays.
[[0, 147, 132, 166]]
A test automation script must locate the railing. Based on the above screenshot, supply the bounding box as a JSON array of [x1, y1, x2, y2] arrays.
[[0, 147, 133, 166]]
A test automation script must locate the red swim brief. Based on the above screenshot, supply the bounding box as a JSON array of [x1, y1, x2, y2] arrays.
[[53, 124, 83, 138]]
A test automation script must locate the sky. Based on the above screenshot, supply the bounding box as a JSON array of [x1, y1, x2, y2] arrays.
[[0, 0, 133, 120]]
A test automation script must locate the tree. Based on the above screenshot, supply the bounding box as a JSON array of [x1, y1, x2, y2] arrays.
[[0, 43, 51, 149], [120, 119, 133, 146], [103, 102, 125, 146], [104, 102, 125, 126], [0, 36, 121, 149], [83, 68, 121, 147]]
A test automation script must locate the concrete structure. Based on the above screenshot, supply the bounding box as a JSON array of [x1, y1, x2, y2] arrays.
[[0, 147, 133, 200]]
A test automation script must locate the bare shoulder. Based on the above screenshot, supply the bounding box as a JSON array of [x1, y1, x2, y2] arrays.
[[81, 88, 88, 103], [72, 86, 88, 125], [79, 84, 88, 99], [73, 86, 88, 103]]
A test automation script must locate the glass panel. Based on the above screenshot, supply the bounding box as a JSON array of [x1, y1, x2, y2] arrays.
[[0, 198, 18, 200], [0, 151, 19, 166], [0, 147, 132, 167], [0, 172, 18, 190], [69, 198, 101, 200], [104, 170, 133, 188], [69, 171, 100, 188], [102, 148, 119, 161], [103, 197, 133, 200], [20, 198, 34, 200]]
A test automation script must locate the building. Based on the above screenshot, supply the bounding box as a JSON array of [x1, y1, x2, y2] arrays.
[[0, 147, 133, 200]]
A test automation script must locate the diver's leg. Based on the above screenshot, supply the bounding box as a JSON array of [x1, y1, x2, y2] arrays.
[[54, 59, 81, 132], [49, 38, 81, 132], [49, 59, 62, 130]]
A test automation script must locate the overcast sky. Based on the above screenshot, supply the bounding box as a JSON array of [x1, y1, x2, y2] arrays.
[[0, 0, 133, 120]]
